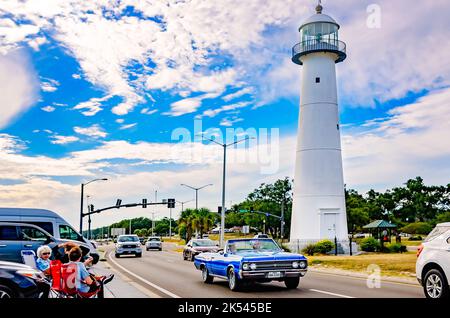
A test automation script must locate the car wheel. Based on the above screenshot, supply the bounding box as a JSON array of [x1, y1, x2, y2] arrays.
[[183, 252, 187, 261], [159, 248, 162, 251], [115, 253, 120, 258], [0, 284, 15, 299], [284, 277, 300, 289], [424, 269, 449, 299], [136, 253, 142, 258], [202, 267, 214, 284], [190, 253, 195, 262], [227, 268, 241, 291]]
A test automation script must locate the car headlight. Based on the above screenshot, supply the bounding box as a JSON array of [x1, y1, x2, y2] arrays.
[[250, 263, 257, 270], [242, 263, 249, 270], [117, 243, 123, 248], [299, 261, 307, 269], [292, 261, 299, 268], [136, 243, 141, 247]]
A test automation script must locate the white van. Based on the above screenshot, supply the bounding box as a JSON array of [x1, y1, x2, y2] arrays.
[[0, 207, 99, 263]]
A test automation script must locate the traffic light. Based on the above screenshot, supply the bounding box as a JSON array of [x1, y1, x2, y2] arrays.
[[167, 198, 175, 208], [218, 206, 222, 214], [116, 199, 122, 208], [142, 198, 147, 208], [89, 204, 94, 213]]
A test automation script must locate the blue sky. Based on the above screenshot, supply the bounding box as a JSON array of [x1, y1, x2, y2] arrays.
[[0, 0, 449, 227]]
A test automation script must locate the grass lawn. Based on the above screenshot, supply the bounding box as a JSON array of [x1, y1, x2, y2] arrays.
[[308, 252, 417, 278]]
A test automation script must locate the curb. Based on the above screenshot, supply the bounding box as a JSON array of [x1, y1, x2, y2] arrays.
[[309, 267, 420, 286]]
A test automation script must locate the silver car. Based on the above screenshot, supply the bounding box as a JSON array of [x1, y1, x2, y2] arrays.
[[145, 237, 162, 251], [115, 235, 142, 258]]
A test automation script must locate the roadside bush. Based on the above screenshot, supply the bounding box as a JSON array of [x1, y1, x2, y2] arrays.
[[409, 235, 423, 241], [386, 243, 407, 253], [400, 222, 433, 235], [360, 237, 381, 252], [315, 240, 335, 254], [301, 244, 317, 256]]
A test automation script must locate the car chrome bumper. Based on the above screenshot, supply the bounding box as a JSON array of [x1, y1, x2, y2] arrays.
[[240, 269, 307, 280]]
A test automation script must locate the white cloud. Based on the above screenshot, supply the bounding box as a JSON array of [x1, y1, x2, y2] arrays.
[[50, 135, 79, 145], [41, 78, 59, 92], [140, 108, 158, 115], [0, 50, 38, 129], [74, 124, 107, 138], [41, 105, 55, 112], [222, 87, 253, 102], [72, 95, 111, 116], [120, 123, 137, 130], [202, 101, 251, 118], [220, 117, 244, 127]]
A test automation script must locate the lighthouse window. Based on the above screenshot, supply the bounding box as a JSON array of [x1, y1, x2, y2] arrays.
[[315, 77, 320, 83]]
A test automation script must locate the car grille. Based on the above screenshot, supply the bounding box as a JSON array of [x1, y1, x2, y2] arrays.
[[251, 261, 295, 271]]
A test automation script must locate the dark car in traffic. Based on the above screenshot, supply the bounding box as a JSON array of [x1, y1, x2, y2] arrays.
[[183, 239, 220, 261], [0, 261, 49, 298]]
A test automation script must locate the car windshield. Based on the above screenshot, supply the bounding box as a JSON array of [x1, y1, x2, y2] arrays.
[[228, 239, 281, 253], [118, 236, 139, 242], [192, 240, 215, 247], [424, 226, 450, 242], [149, 238, 160, 241]]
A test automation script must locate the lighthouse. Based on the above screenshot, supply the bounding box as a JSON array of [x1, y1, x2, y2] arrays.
[[290, 2, 349, 246]]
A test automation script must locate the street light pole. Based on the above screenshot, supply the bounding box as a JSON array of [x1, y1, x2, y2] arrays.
[[79, 178, 108, 235], [200, 134, 255, 248], [177, 199, 194, 214], [180, 184, 213, 211], [220, 144, 226, 248]]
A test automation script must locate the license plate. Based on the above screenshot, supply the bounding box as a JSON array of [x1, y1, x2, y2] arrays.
[[267, 272, 281, 278]]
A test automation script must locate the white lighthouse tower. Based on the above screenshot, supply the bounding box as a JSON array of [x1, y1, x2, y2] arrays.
[[290, 2, 349, 246]]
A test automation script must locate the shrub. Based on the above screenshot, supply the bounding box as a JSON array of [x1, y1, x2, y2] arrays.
[[409, 235, 423, 241], [301, 243, 317, 256], [360, 237, 381, 252], [315, 240, 335, 254], [386, 243, 407, 253], [401, 222, 433, 235]]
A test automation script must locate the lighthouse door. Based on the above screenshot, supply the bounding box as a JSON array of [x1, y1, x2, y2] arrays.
[[320, 210, 339, 239]]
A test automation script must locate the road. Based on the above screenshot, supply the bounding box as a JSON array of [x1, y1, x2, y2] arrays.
[[105, 243, 423, 298]]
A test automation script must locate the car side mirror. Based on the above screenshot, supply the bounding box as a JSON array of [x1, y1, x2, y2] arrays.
[[45, 236, 53, 244]]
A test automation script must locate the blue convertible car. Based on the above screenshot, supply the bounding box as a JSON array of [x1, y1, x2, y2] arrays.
[[194, 238, 308, 291]]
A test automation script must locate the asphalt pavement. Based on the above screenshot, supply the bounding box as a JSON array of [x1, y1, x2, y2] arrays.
[[104, 243, 424, 298]]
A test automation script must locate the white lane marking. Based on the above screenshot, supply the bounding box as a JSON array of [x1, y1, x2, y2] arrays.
[[107, 251, 181, 298], [309, 289, 355, 298]]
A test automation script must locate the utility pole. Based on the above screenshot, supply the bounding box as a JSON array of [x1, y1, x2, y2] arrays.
[[79, 178, 108, 235], [180, 184, 213, 211], [200, 134, 254, 248], [151, 212, 157, 236], [129, 219, 132, 234]]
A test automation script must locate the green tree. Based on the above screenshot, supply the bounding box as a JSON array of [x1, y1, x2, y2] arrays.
[[345, 189, 370, 232]]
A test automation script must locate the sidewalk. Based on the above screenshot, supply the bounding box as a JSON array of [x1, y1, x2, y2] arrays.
[[91, 255, 159, 298]]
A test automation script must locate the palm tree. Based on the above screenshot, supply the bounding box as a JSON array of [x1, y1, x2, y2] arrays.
[[178, 209, 196, 242], [192, 208, 215, 237]]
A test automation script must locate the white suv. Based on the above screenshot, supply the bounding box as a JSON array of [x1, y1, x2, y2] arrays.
[[416, 222, 450, 299]]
